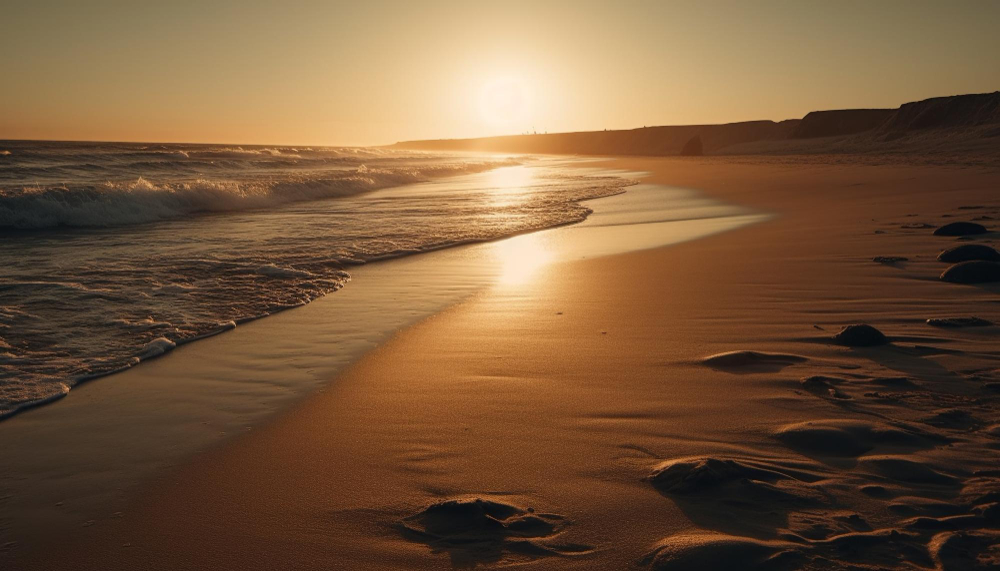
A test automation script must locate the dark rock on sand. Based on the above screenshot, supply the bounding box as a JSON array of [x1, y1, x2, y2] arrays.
[[937, 244, 1000, 263], [926, 317, 993, 327], [933, 221, 988, 236], [398, 498, 585, 563], [834, 324, 890, 347], [940, 261, 1000, 284], [873, 256, 908, 264]]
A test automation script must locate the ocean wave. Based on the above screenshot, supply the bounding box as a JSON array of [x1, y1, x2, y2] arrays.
[[0, 160, 517, 229], [0, 146, 632, 421]]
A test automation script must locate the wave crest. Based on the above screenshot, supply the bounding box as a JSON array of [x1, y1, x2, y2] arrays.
[[0, 159, 518, 229]]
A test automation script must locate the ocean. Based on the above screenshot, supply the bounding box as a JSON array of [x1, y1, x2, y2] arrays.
[[0, 141, 633, 418]]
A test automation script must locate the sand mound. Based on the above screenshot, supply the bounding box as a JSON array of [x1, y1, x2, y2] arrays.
[[642, 528, 946, 570], [642, 532, 795, 570], [398, 498, 586, 563], [649, 457, 792, 494], [960, 478, 1000, 506], [701, 350, 807, 370], [927, 317, 993, 327], [834, 324, 889, 347], [921, 409, 980, 430], [858, 456, 956, 484], [775, 420, 932, 457], [929, 530, 1000, 570], [933, 222, 989, 236], [641, 528, 948, 570], [937, 244, 1000, 263], [940, 261, 1000, 283]]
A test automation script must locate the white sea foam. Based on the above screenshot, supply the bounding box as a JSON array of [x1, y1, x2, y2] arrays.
[[136, 337, 177, 360]]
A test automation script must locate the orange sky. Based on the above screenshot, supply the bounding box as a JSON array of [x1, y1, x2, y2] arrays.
[[2, 0, 999, 146]]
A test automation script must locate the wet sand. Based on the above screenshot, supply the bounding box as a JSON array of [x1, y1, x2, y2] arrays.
[[16, 156, 1000, 569]]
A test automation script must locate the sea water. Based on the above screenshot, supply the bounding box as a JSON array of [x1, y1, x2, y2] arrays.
[[0, 141, 633, 417]]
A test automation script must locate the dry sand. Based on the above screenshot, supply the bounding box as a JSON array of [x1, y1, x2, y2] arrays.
[[19, 156, 1000, 569]]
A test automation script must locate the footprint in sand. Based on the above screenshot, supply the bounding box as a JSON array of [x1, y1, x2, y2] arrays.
[[920, 408, 982, 431], [798, 375, 854, 401]]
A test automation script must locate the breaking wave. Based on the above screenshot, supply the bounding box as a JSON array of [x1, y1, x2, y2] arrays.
[[0, 161, 517, 230]]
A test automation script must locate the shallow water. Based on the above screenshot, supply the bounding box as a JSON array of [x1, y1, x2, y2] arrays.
[[0, 142, 633, 416]]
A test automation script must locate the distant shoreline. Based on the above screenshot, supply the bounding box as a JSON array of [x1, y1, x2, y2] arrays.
[[393, 91, 1000, 159]]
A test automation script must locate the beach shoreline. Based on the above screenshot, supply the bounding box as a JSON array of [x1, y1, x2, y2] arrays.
[[8, 154, 1000, 569], [0, 158, 762, 564]]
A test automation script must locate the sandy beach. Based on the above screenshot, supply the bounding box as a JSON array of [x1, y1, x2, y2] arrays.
[[4, 3, 999, 569], [9, 155, 999, 569]]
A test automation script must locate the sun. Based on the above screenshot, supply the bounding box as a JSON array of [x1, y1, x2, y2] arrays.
[[479, 76, 532, 130]]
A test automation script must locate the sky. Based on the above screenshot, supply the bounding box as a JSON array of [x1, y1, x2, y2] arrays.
[[2, 0, 999, 146]]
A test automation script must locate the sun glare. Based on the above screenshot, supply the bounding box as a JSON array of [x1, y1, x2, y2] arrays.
[[479, 76, 532, 130], [485, 165, 535, 200]]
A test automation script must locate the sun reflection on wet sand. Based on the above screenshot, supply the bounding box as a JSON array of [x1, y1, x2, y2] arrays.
[[481, 164, 557, 284], [493, 232, 553, 285]]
